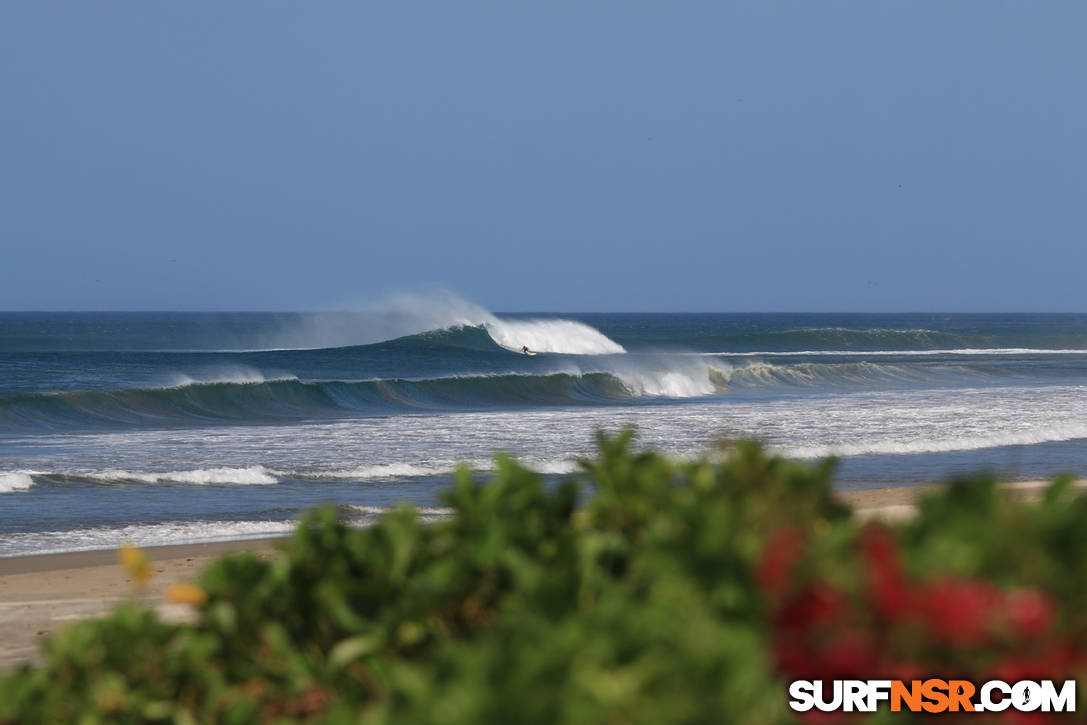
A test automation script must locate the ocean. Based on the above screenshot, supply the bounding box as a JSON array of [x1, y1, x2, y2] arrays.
[[3, 302, 1087, 556]]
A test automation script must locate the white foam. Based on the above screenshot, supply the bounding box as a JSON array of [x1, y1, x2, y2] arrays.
[[324, 462, 470, 479], [780, 422, 1087, 459], [96, 466, 279, 485], [14, 458, 584, 487], [484, 318, 625, 355], [602, 357, 729, 398], [342, 505, 455, 522], [163, 368, 298, 388], [0, 520, 297, 557], [520, 458, 582, 475], [320, 455, 581, 479], [613, 368, 717, 397], [0, 472, 35, 493]]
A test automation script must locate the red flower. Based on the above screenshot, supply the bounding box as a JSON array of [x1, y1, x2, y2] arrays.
[[757, 526, 806, 601], [771, 582, 851, 678], [915, 577, 1001, 646], [860, 524, 911, 621], [775, 581, 848, 632], [819, 628, 878, 677], [772, 639, 810, 678], [1002, 588, 1055, 640], [772, 622, 875, 680]]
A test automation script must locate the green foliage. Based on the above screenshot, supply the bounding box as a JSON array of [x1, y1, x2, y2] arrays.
[[2, 432, 1085, 723]]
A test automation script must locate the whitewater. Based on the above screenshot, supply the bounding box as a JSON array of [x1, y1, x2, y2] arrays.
[[4, 301, 1087, 555]]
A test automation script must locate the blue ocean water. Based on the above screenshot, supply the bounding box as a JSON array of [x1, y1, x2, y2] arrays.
[[4, 300, 1087, 555]]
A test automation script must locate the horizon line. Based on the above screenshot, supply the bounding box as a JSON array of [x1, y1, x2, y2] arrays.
[[2, 309, 1087, 316]]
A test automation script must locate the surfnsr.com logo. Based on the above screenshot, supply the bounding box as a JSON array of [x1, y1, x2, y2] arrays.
[[789, 679, 1076, 714]]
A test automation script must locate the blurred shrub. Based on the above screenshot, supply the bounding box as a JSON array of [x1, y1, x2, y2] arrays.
[[2, 431, 1085, 723]]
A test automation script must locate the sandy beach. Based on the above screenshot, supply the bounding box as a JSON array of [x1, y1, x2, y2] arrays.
[[0, 538, 279, 668], [838, 478, 1087, 520], [2, 479, 1084, 670]]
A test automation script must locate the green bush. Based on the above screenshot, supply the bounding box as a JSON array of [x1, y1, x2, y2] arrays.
[[2, 431, 1085, 723]]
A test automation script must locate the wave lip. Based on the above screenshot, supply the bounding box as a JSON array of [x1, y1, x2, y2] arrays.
[[0, 472, 35, 493], [162, 369, 299, 388], [483, 319, 625, 355], [612, 366, 723, 398]]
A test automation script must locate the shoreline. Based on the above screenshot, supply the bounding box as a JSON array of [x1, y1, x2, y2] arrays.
[[2, 478, 1084, 669], [0, 537, 285, 574]]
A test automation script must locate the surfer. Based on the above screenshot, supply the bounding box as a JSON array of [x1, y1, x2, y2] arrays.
[[520, 345, 531, 354]]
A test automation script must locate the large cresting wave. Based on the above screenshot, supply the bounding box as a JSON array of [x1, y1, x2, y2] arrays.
[[269, 291, 625, 355]]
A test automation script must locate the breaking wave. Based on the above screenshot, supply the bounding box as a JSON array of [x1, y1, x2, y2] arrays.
[[0, 472, 35, 493], [95, 466, 278, 485], [268, 291, 625, 355], [0, 360, 964, 433], [1, 457, 586, 492], [482, 318, 624, 354], [322, 457, 582, 480]]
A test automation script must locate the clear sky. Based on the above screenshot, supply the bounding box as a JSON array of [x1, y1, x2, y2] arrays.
[[2, 2, 1084, 312]]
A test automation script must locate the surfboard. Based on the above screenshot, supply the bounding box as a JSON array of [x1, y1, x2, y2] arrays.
[[523, 350, 537, 356]]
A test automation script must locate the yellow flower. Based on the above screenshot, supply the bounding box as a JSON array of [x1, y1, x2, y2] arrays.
[[118, 544, 151, 587], [165, 582, 208, 607]]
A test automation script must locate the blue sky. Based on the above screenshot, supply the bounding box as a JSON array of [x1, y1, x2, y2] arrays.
[[2, 2, 1084, 312]]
